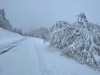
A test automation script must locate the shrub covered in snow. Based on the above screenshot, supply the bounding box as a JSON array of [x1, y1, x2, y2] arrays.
[[49, 13, 100, 69]]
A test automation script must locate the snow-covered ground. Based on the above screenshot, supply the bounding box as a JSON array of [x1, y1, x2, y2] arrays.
[[0, 36, 100, 75], [0, 28, 23, 45], [0, 27, 100, 75]]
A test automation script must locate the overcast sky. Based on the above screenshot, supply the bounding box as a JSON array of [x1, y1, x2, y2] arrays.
[[0, 0, 100, 32]]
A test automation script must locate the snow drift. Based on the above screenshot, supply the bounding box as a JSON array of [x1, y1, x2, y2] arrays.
[[0, 27, 23, 45]]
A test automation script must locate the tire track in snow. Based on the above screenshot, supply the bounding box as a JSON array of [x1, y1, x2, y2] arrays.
[[0, 38, 25, 55], [33, 39, 50, 75]]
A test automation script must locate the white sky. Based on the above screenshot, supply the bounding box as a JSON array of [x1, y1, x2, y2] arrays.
[[0, 0, 100, 32]]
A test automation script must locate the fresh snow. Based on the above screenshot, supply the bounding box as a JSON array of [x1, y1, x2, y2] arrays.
[[0, 27, 100, 75], [0, 37, 100, 75], [0, 28, 23, 45]]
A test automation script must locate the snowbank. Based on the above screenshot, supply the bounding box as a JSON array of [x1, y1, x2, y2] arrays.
[[0, 27, 23, 45]]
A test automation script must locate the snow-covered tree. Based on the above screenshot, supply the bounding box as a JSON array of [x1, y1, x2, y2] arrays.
[[49, 13, 100, 69], [29, 27, 49, 40], [76, 12, 87, 22], [13, 27, 23, 35], [0, 9, 12, 31], [0, 9, 23, 35]]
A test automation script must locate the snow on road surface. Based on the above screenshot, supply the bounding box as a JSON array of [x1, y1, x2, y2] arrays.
[[0, 37, 100, 75]]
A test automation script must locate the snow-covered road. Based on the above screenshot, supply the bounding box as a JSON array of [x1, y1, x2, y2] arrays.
[[0, 38, 25, 55], [0, 37, 100, 75]]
